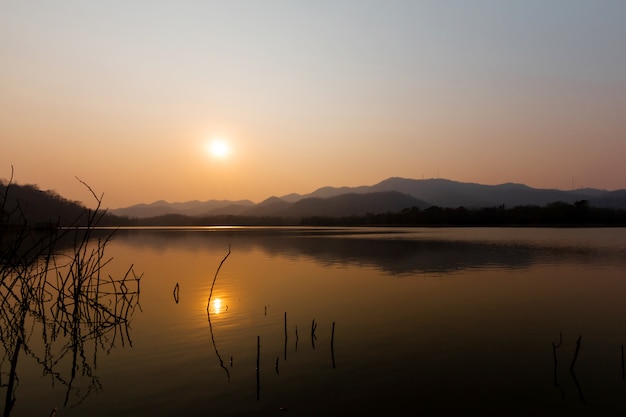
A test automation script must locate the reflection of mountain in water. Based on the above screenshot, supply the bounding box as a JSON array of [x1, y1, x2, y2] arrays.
[[112, 228, 622, 275]]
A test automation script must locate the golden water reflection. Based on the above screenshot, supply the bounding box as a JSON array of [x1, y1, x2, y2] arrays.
[[211, 297, 226, 314], [7, 227, 626, 416]]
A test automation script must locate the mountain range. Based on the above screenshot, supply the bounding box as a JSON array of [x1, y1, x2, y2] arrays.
[[111, 177, 626, 219]]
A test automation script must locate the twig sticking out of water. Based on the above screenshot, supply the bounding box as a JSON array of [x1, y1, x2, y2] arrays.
[[553, 332, 563, 350], [5, 337, 22, 416], [1, 177, 142, 411], [256, 336, 261, 401], [284, 312, 288, 361], [295, 325, 299, 352], [311, 319, 317, 350], [569, 335, 585, 404], [284, 312, 288, 340], [173, 283, 180, 304], [207, 245, 231, 311], [570, 335, 582, 371], [552, 332, 564, 397], [207, 312, 230, 381], [331, 322, 336, 369], [206, 246, 232, 381], [622, 345, 626, 381]]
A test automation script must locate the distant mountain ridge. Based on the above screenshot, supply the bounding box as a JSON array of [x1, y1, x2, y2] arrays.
[[110, 177, 626, 219], [112, 198, 254, 218], [245, 191, 429, 218]]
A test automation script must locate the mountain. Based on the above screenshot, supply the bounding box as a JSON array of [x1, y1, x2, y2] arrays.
[[111, 199, 254, 218], [278, 193, 303, 203], [5, 178, 625, 227], [0, 182, 111, 226], [300, 184, 373, 199], [589, 190, 626, 209], [242, 191, 429, 218], [111, 177, 626, 219], [304, 177, 608, 208]]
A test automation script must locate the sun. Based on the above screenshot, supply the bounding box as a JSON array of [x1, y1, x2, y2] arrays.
[[206, 138, 231, 159]]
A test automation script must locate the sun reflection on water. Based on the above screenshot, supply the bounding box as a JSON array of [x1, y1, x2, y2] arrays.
[[211, 297, 226, 314]]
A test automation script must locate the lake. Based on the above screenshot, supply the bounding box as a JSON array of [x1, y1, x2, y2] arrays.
[[3, 227, 626, 416]]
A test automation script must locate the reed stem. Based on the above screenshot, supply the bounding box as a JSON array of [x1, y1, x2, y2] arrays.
[[207, 245, 231, 310]]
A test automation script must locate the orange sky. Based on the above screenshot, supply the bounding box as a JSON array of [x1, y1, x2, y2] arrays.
[[1, 1, 625, 209]]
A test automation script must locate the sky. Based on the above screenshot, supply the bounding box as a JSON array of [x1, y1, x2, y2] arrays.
[[1, 1, 625, 209]]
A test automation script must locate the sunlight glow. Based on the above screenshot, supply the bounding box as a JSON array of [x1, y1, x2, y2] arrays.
[[212, 298, 225, 314], [207, 139, 230, 159]]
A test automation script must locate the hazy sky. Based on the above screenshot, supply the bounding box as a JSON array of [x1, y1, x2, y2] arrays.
[[2, 1, 625, 208]]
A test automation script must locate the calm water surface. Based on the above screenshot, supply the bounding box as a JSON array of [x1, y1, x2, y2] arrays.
[[3, 227, 626, 416]]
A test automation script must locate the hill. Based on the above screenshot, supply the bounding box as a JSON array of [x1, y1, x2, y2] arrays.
[[3, 178, 626, 227], [1, 181, 88, 226], [0, 180, 125, 227], [242, 191, 429, 218], [305, 177, 612, 208], [112, 177, 626, 218], [111, 198, 254, 218]]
